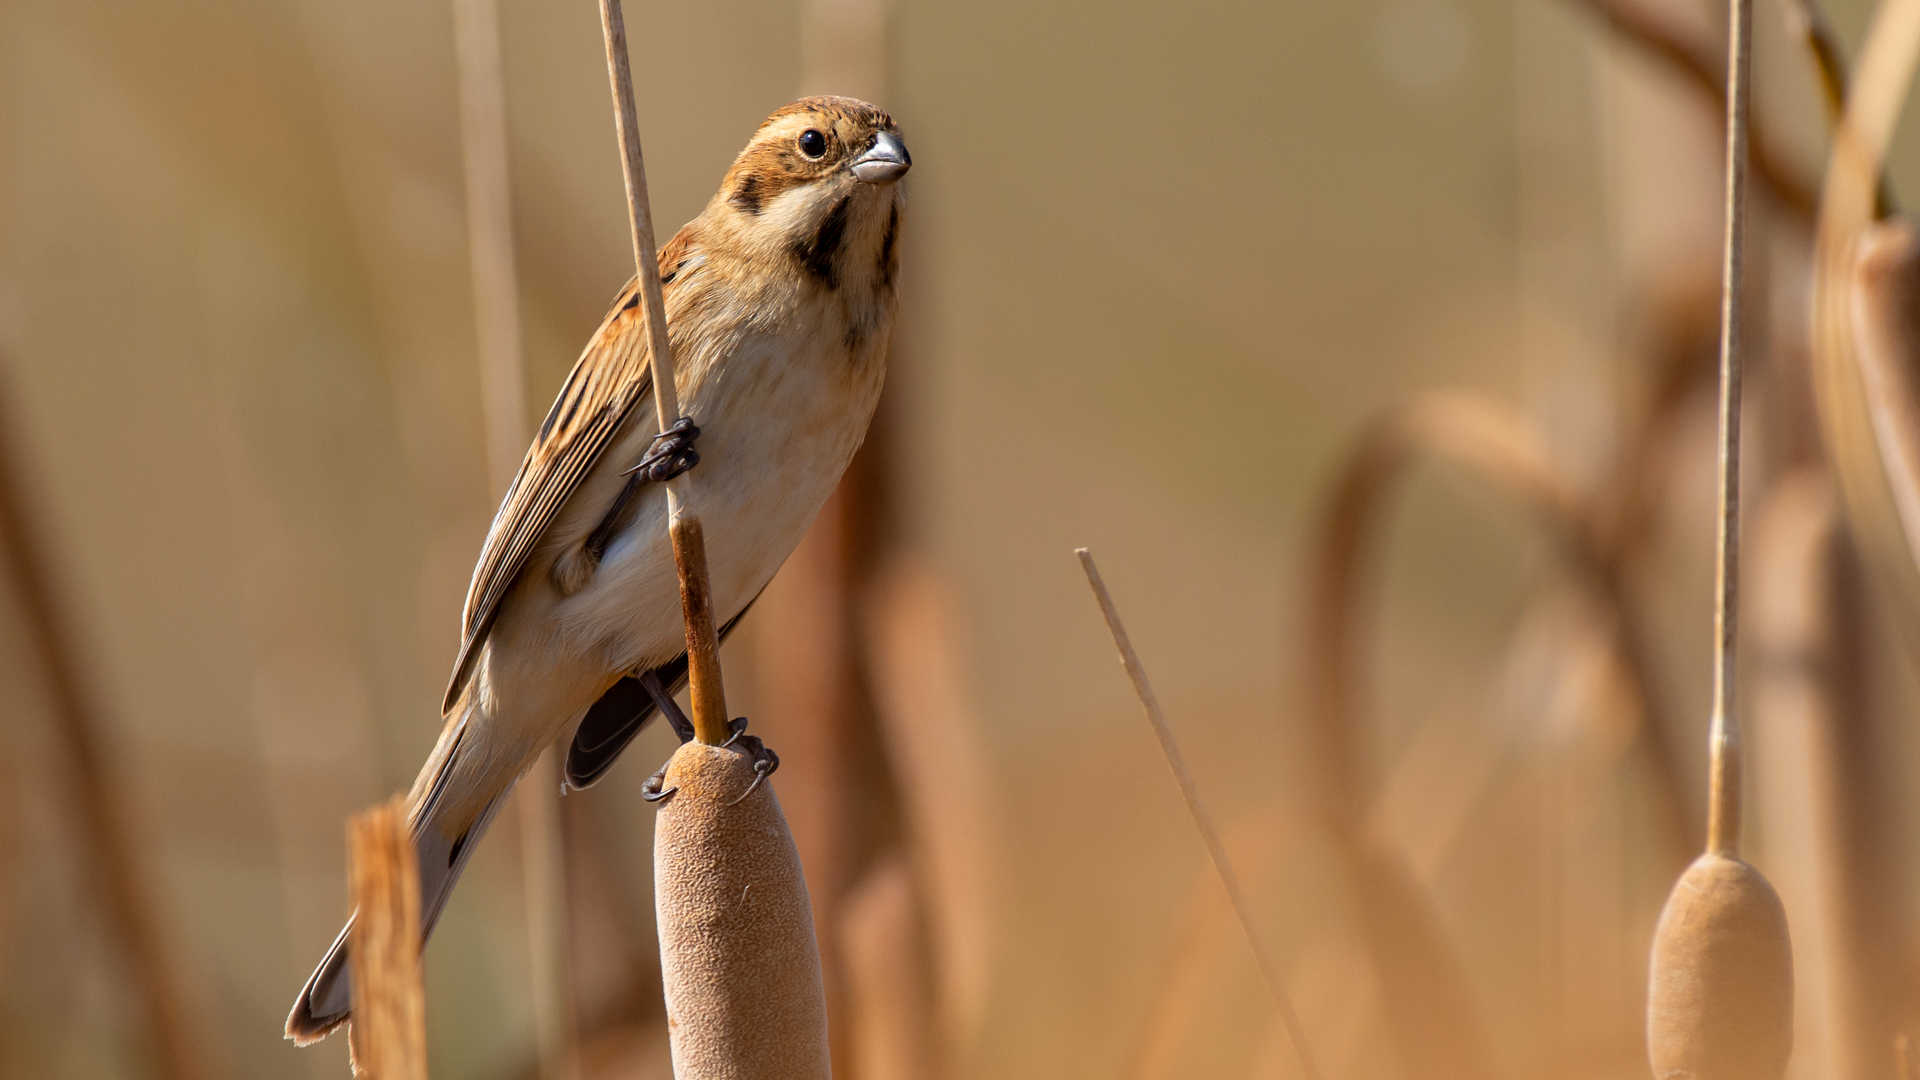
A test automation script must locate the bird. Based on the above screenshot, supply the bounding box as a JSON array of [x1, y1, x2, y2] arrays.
[[287, 95, 909, 1043]]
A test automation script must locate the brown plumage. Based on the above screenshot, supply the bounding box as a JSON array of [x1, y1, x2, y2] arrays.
[[288, 95, 909, 1044]]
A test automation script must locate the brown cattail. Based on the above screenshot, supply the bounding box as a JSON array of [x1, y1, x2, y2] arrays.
[[654, 740, 831, 1080], [1647, 853, 1794, 1078]]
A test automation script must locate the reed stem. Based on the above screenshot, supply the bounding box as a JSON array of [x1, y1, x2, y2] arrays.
[[1706, 0, 1753, 860], [597, 0, 729, 744]]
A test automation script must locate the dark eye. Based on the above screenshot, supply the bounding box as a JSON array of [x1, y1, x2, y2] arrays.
[[798, 129, 827, 159]]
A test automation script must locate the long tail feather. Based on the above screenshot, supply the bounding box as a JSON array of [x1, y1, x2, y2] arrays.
[[286, 707, 510, 1042]]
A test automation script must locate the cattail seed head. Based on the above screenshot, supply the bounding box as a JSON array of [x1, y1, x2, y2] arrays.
[[655, 740, 830, 1080], [1647, 853, 1793, 1079]]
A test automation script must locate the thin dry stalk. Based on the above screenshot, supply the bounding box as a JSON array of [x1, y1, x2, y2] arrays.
[[596, 0, 728, 743], [1078, 549, 1323, 1080], [1704, 0, 1753, 862], [0, 378, 215, 1080], [1645, 2, 1796, 1073], [1568, 0, 1817, 222], [347, 797, 428, 1080], [450, 2, 579, 1074]]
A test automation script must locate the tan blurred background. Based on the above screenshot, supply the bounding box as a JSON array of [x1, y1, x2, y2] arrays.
[[4, 0, 1920, 1077]]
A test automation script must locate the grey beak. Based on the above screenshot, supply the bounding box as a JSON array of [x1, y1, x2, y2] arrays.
[[849, 131, 911, 184]]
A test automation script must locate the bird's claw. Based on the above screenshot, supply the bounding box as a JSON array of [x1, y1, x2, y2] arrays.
[[626, 417, 700, 482], [641, 760, 676, 804], [722, 717, 779, 807]]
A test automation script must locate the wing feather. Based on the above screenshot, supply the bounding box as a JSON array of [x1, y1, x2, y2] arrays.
[[441, 276, 657, 714]]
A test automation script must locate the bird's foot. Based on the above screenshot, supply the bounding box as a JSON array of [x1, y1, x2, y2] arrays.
[[723, 717, 780, 806], [627, 417, 701, 482]]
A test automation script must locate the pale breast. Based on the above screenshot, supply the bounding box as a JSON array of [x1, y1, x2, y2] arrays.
[[548, 302, 890, 674]]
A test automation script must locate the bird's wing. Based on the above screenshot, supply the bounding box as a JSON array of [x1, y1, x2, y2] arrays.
[[441, 274, 657, 714]]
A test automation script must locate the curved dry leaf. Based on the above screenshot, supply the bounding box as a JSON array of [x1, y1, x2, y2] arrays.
[[1303, 391, 1691, 853], [1810, 0, 1920, 656]]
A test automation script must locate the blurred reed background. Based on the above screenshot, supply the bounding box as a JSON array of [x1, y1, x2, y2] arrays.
[[5, 0, 1920, 1077]]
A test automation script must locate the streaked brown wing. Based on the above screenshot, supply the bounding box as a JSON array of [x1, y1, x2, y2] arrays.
[[440, 276, 654, 714]]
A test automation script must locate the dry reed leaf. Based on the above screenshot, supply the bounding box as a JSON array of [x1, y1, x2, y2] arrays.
[[1810, 0, 1920, 657], [346, 797, 428, 1080], [653, 741, 830, 1080]]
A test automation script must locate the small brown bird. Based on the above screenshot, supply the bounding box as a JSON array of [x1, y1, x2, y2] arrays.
[[287, 96, 908, 1042]]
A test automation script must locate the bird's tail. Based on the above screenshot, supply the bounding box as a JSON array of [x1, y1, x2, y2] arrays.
[[284, 705, 509, 1044]]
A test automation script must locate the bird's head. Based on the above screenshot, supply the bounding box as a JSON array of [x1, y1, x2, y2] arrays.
[[702, 96, 908, 294]]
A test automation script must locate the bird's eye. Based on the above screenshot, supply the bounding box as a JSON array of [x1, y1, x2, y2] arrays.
[[798, 129, 827, 159]]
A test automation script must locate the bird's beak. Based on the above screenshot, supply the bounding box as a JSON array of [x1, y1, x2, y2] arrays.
[[849, 131, 911, 184]]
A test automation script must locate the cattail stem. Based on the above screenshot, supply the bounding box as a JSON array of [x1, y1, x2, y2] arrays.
[[597, 0, 729, 744], [1078, 549, 1324, 1080], [347, 798, 428, 1080], [1707, 0, 1754, 860]]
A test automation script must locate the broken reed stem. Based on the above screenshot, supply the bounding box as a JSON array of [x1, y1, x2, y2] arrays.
[[597, 0, 728, 743], [1706, 0, 1753, 861], [347, 798, 428, 1080], [1569, 0, 1816, 223], [450, 3, 579, 1077], [0, 378, 211, 1080], [1077, 549, 1324, 1080]]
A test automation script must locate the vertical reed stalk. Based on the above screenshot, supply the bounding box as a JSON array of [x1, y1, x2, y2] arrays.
[[596, 0, 729, 744], [347, 798, 428, 1080], [1705, 0, 1753, 862], [450, 3, 577, 1073], [1644, 1, 1795, 1073]]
